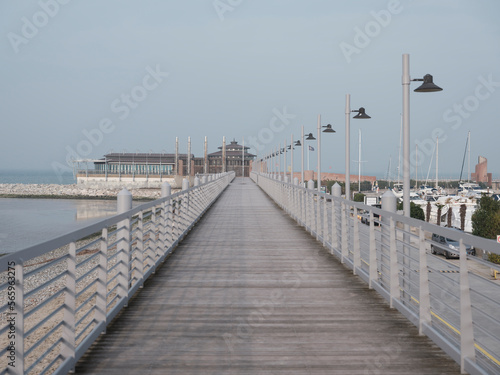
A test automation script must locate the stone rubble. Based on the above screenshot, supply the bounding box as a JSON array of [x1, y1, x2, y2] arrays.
[[0, 183, 175, 199]]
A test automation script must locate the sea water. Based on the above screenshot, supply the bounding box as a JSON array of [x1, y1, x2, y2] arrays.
[[0, 170, 135, 254]]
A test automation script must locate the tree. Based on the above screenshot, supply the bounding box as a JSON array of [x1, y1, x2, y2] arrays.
[[426, 202, 431, 222], [397, 201, 425, 221], [435, 203, 445, 226], [447, 207, 453, 227], [471, 196, 500, 239], [459, 204, 467, 231]]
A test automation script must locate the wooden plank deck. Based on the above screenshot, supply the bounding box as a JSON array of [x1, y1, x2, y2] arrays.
[[76, 177, 460, 374]]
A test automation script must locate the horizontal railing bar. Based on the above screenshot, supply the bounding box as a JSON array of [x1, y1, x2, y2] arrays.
[[25, 303, 65, 338], [24, 255, 68, 279], [25, 272, 66, 301], [25, 320, 63, 358]]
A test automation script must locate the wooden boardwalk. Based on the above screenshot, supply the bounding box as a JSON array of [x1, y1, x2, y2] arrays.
[[76, 178, 460, 374]]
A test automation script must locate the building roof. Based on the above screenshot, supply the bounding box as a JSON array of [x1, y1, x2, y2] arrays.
[[98, 153, 193, 164], [210, 140, 255, 158]]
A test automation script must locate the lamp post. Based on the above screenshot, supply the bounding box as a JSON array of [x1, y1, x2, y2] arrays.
[[319, 121, 335, 193], [317, 115, 321, 192], [305, 132, 315, 184], [290, 134, 294, 182], [175, 137, 179, 176], [301, 126, 305, 185], [283, 139, 287, 181], [345, 94, 371, 201], [402, 53, 442, 217]]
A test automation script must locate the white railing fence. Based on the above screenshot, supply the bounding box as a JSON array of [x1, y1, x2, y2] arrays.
[[251, 171, 500, 375], [0, 172, 235, 375]]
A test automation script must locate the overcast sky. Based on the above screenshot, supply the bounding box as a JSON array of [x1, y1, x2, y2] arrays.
[[1, 0, 499, 181]]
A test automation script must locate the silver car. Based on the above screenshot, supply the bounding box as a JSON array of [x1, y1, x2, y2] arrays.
[[431, 229, 475, 259]]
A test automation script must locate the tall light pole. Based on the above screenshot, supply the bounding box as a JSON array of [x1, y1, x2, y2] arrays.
[[305, 131, 316, 183], [402, 53, 443, 217], [242, 136, 245, 177], [175, 137, 179, 176], [317, 115, 321, 192], [187, 136, 191, 177], [204, 136, 208, 174], [290, 133, 294, 182], [345, 94, 371, 201], [284, 139, 287, 181], [301, 126, 305, 185], [317, 115, 336, 192], [222, 136, 226, 173]]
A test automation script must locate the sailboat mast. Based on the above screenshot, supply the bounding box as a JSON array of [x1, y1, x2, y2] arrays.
[[415, 144, 418, 189], [436, 136, 439, 189], [397, 115, 402, 185], [467, 131, 471, 182]]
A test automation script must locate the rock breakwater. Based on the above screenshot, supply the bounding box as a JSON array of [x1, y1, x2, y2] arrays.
[[0, 183, 167, 200]]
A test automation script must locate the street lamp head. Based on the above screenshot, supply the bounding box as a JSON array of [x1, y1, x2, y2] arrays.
[[352, 107, 371, 119], [414, 74, 443, 92], [306, 133, 316, 140], [295, 140, 302, 146], [322, 124, 336, 133]]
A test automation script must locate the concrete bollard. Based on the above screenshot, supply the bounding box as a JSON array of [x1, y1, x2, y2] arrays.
[[381, 190, 397, 214], [194, 177, 200, 187], [284, 176, 289, 183], [307, 180, 315, 190], [331, 182, 341, 198], [294, 177, 299, 186], [161, 182, 171, 198], [117, 188, 132, 213], [182, 178, 190, 191], [201, 176, 207, 184]]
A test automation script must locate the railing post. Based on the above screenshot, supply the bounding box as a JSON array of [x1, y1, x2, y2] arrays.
[[96, 228, 108, 333], [418, 227, 431, 335], [381, 190, 397, 305], [331, 183, 341, 255], [137, 211, 146, 277], [307, 180, 314, 234], [293, 178, 299, 221], [459, 238, 475, 373], [162, 182, 172, 253], [341, 202, 348, 263], [323, 195, 328, 247], [389, 217, 399, 308], [353, 206, 360, 275], [368, 211, 377, 289], [61, 241, 76, 371], [12, 261, 24, 375], [181, 178, 190, 236], [117, 188, 132, 304]]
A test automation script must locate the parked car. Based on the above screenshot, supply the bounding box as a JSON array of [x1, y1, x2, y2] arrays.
[[431, 228, 475, 258], [357, 207, 381, 226]]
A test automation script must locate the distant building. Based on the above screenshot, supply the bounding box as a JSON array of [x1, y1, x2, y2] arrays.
[[207, 140, 255, 177], [75, 139, 255, 187], [471, 156, 492, 187]]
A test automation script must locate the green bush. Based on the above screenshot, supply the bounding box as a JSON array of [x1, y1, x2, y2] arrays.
[[353, 193, 365, 202], [488, 253, 500, 265], [397, 201, 425, 221], [472, 196, 500, 239]]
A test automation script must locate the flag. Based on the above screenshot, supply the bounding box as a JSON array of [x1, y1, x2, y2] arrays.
[[308, 145, 314, 151]]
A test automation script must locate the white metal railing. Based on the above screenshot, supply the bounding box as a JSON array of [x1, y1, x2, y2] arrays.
[[251, 171, 500, 375], [0, 172, 235, 375]]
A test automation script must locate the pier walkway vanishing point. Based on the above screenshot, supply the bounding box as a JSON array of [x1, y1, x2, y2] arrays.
[[75, 178, 460, 374]]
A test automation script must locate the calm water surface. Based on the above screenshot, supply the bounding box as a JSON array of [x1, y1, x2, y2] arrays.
[[0, 198, 140, 253]]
